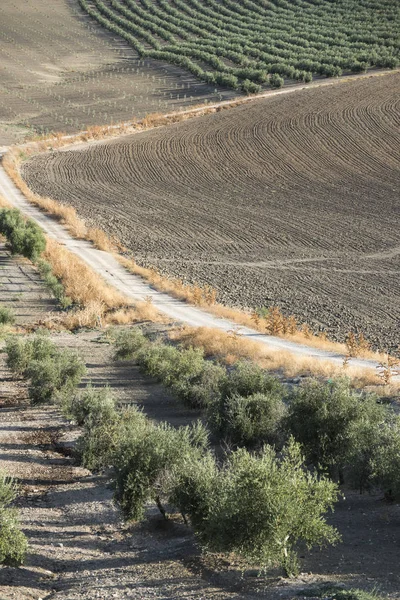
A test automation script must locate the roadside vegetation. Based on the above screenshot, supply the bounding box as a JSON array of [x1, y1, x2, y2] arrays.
[[79, 0, 399, 91], [4, 326, 400, 577], [0, 473, 27, 567]]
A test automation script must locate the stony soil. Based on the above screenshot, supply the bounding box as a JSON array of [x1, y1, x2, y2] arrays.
[[0, 0, 238, 145], [23, 73, 400, 351]]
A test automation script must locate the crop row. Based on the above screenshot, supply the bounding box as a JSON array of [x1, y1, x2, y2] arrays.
[[78, 0, 399, 90]]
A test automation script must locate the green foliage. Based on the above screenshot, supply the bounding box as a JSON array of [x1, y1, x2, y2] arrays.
[[0, 208, 46, 262], [269, 73, 284, 88], [26, 349, 86, 404], [114, 420, 209, 521], [171, 439, 339, 575], [79, 0, 398, 91], [286, 379, 387, 482], [371, 419, 400, 501], [129, 335, 227, 408], [64, 384, 116, 427], [300, 585, 386, 600], [0, 306, 15, 326], [36, 259, 72, 308], [222, 360, 281, 399], [0, 473, 27, 566], [114, 327, 147, 360], [175, 361, 226, 408], [5, 333, 56, 376], [76, 404, 147, 472], [208, 391, 286, 448]]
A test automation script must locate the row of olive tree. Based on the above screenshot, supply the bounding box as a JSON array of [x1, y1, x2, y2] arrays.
[[64, 384, 339, 576], [113, 328, 400, 500], [0, 208, 71, 307]]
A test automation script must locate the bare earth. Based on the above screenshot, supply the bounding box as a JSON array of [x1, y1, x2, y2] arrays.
[[0, 0, 237, 145], [0, 248, 400, 598], [22, 73, 400, 350]]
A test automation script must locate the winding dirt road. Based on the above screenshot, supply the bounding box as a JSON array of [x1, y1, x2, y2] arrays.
[[0, 162, 392, 376]]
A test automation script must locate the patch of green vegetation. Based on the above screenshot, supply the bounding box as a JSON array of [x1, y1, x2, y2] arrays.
[[79, 0, 399, 90]]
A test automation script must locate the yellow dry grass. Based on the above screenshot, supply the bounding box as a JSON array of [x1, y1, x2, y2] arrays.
[[173, 325, 381, 387], [43, 238, 126, 309], [119, 256, 217, 306]]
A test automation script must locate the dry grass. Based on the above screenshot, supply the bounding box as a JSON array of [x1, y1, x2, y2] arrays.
[[43, 238, 126, 309], [172, 325, 381, 387], [119, 256, 217, 306]]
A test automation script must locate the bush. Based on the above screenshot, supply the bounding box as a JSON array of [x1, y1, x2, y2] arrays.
[[371, 419, 400, 500], [269, 73, 284, 88], [171, 439, 339, 575], [26, 349, 86, 404], [208, 391, 286, 448], [77, 405, 147, 472], [65, 384, 116, 427], [0, 208, 46, 261], [241, 79, 262, 94], [114, 420, 209, 521], [0, 473, 27, 566], [286, 379, 387, 481], [114, 328, 147, 360], [37, 259, 72, 308], [222, 360, 281, 399], [175, 361, 227, 408], [5, 333, 56, 376], [0, 306, 15, 326]]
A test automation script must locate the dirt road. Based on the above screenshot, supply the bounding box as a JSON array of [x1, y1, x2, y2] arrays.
[[0, 164, 393, 377]]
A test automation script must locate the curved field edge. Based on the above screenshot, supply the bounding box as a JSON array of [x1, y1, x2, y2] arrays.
[[76, 0, 399, 90], [1, 126, 388, 363], [0, 167, 395, 388], [18, 72, 400, 353]]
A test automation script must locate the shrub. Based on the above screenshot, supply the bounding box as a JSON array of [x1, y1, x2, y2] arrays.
[[114, 420, 209, 521], [21, 220, 46, 261], [65, 384, 116, 427], [0, 208, 45, 261], [0, 306, 15, 326], [26, 349, 86, 404], [37, 259, 72, 308], [269, 73, 284, 88], [208, 391, 286, 448], [241, 79, 262, 94], [5, 333, 56, 376], [77, 405, 147, 472], [171, 439, 339, 575], [285, 379, 387, 481], [114, 328, 147, 360], [175, 361, 227, 408], [0, 473, 27, 566], [371, 418, 400, 500], [222, 360, 281, 399]]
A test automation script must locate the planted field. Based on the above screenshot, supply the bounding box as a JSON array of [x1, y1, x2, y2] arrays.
[[0, 0, 236, 145], [22, 73, 400, 350], [79, 0, 399, 91]]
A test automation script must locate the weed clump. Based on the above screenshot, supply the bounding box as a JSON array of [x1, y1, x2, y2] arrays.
[[0, 473, 27, 566], [0, 305, 15, 326]]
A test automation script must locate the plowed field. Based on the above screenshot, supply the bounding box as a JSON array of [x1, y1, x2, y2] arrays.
[[23, 73, 400, 350], [0, 0, 235, 145]]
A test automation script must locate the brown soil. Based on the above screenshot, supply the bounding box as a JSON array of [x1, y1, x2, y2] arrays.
[[1, 250, 400, 598], [0, 0, 238, 145], [22, 73, 400, 351]]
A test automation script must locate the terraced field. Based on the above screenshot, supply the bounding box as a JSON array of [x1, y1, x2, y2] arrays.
[[22, 73, 400, 350], [79, 0, 399, 90], [0, 0, 236, 145]]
